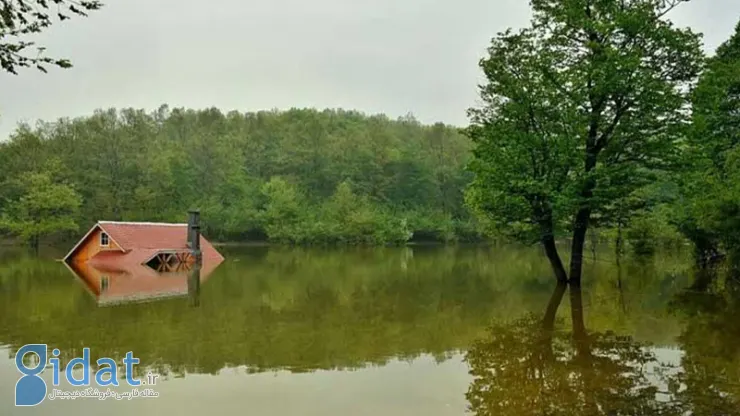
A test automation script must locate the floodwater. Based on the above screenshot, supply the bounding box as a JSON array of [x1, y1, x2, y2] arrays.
[[0, 245, 738, 415]]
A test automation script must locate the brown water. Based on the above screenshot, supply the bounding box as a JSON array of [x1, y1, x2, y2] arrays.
[[0, 245, 738, 415]]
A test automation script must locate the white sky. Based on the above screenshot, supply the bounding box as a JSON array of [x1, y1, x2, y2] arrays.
[[0, 0, 738, 139]]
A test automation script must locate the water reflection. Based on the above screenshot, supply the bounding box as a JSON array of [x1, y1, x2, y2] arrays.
[[466, 265, 740, 416], [0, 245, 738, 414], [466, 283, 673, 415], [188, 262, 201, 307], [669, 264, 740, 415], [63, 256, 214, 306]]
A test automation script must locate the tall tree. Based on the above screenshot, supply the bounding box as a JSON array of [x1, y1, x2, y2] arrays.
[[465, 0, 703, 283], [0, 0, 102, 74]]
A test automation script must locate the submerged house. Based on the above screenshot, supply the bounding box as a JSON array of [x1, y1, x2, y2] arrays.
[[63, 214, 224, 305]]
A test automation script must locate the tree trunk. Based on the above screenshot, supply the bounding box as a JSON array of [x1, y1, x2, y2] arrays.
[[539, 215, 569, 283], [569, 207, 591, 284], [541, 282, 567, 362], [569, 149, 597, 284], [543, 282, 567, 330], [569, 283, 590, 357], [569, 282, 598, 414], [543, 237, 569, 283]]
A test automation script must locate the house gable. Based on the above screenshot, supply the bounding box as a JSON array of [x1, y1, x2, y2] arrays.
[[63, 224, 125, 264]]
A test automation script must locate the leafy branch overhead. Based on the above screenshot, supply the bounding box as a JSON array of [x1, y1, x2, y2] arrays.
[[0, 0, 102, 74]]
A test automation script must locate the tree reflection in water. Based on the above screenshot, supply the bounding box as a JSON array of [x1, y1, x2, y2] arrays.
[[669, 264, 740, 416], [466, 276, 740, 416]]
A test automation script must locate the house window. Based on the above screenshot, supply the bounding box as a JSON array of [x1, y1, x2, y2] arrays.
[[101, 276, 110, 292], [100, 232, 110, 247]]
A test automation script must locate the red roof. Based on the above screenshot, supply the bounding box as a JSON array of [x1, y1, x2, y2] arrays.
[[64, 221, 224, 267], [98, 221, 195, 250]]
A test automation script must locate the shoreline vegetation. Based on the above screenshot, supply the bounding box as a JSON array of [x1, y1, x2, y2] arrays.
[[0, 106, 694, 254], [0, 107, 481, 247]]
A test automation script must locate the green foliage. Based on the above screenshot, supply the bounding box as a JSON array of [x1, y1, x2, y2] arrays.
[[625, 213, 685, 256], [0, 107, 474, 245], [0, 0, 102, 74], [0, 171, 81, 246], [259, 179, 413, 245], [465, 0, 703, 280], [601, 180, 689, 256], [314, 181, 411, 245], [260, 177, 309, 243], [673, 20, 740, 259]]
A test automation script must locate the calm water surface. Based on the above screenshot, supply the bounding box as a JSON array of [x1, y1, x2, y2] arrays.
[[0, 245, 738, 415]]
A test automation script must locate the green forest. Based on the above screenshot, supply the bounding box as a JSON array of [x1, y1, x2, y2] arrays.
[[0, 2, 738, 274], [0, 108, 477, 245]]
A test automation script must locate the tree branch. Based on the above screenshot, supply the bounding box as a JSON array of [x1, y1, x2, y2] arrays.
[[595, 98, 633, 151]]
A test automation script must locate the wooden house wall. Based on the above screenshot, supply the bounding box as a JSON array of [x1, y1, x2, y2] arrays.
[[70, 227, 123, 263]]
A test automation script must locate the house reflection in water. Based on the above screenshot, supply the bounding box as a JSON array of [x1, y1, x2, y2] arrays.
[[62, 218, 224, 306], [64, 254, 222, 306]]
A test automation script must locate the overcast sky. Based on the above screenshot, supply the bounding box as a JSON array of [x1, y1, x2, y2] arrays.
[[0, 0, 738, 139]]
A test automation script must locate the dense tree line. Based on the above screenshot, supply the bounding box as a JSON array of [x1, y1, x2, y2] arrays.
[[0, 107, 479, 245]]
